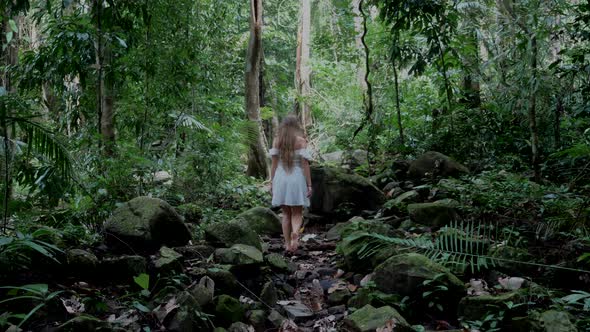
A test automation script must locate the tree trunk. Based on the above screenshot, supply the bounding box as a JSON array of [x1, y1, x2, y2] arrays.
[[555, 95, 563, 149], [529, 35, 541, 182], [1, 11, 19, 232], [94, 0, 115, 156], [295, 0, 312, 131], [245, 0, 269, 179], [460, 30, 481, 108]]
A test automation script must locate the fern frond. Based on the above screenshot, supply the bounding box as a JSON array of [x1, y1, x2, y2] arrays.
[[237, 120, 262, 147]]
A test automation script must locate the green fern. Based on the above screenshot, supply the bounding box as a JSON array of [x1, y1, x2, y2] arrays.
[[350, 220, 590, 274], [237, 120, 263, 148]]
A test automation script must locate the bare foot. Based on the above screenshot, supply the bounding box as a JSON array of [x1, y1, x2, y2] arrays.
[[291, 232, 300, 252]]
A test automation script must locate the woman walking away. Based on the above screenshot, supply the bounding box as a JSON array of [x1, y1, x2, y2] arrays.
[[269, 115, 312, 253]]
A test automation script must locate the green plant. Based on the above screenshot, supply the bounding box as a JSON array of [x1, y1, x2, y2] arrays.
[[421, 273, 449, 312], [0, 229, 63, 272], [0, 284, 63, 329]]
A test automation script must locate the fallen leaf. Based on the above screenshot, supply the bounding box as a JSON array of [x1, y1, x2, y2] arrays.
[[360, 274, 373, 287], [334, 269, 345, 278], [61, 296, 85, 314], [153, 297, 180, 324], [279, 319, 299, 332], [301, 234, 318, 242], [376, 318, 397, 332], [347, 284, 358, 292]]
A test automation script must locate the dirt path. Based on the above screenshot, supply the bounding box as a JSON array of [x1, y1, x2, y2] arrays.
[[263, 224, 357, 331]]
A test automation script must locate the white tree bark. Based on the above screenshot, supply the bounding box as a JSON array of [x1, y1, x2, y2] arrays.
[[295, 0, 312, 131]]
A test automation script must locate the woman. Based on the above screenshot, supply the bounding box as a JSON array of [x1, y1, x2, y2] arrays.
[[269, 115, 312, 253]]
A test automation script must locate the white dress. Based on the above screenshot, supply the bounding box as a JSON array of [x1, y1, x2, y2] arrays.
[[270, 148, 312, 207]]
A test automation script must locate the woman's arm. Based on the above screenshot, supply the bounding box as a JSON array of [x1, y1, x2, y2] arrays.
[[302, 157, 312, 197]]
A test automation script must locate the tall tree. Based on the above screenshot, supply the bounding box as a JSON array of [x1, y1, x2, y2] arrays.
[[245, 0, 269, 179], [295, 0, 312, 131]]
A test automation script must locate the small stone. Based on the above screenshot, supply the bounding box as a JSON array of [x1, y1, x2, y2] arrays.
[[328, 288, 351, 305], [215, 244, 263, 265], [215, 295, 245, 323], [260, 281, 278, 306], [268, 309, 286, 327], [100, 255, 146, 280], [248, 309, 266, 327], [67, 249, 98, 276], [190, 276, 214, 307], [344, 304, 411, 332], [153, 246, 183, 273], [228, 322, 254, 332], [281, 301, 314, 322], [328, 305, 346, 315], [265, 253, 289, 271]]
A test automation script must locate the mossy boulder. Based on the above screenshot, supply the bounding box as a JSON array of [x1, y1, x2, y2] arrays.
[[205, 220, 261, 250], [104, 196, 191, 252], [214, 244, 263, 266], [215, 295, 245, 324], [310, 166, 386, 217], [373, 253, 464, 299], [344, 304, 412, 332], [408, 151, 468, 179], [236, 207, 281, 236], [512, 310, 578, 332], [458, 291, 526, 321], [100, 255, 146, 280], [407, 200, 459, 228]]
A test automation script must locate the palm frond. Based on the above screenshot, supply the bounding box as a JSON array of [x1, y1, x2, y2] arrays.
[[170, 113, 212, 133], [237, 120, 262, 147], [8, 116, 73, 181]]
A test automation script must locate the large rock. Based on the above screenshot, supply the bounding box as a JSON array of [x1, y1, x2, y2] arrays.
[[310, 166, 386, 217], [344, 304, 412, 332], [205, 220, 261, 250], [408, 151, 468, 179], [104, 197, 191, 252], [236, 207, 281, 236], [407, 200, 459, 228], [373, 253, 464, 298], [100, 255, 146, 280]]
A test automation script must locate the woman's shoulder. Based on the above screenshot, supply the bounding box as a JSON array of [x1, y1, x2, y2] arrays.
[[294, 136, 307, 149]]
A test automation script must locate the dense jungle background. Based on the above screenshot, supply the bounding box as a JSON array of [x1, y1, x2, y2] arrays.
[[1, 0, 590, 331]]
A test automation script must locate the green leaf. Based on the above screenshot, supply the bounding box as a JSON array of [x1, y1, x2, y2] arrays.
[[133, 301, 150, 313], [6, 31, 13, 44], [134, 274, 150, 290], [9, 20, 18, 33]]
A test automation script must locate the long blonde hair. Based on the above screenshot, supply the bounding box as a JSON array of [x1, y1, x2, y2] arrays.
[[277, 114, 303, 171]]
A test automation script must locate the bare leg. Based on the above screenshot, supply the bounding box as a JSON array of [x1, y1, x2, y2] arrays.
[[290, 206, 303, 251], [281, 206, 293, 252]]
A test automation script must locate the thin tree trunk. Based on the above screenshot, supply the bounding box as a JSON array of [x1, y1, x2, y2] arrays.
[[295, 0, 312, 131], [555, 95, 563, 149], [392, 58, 404, 146], [245, 0, 269, 179], [529, 35, 541, 182], [352, 0, 367, 91]]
